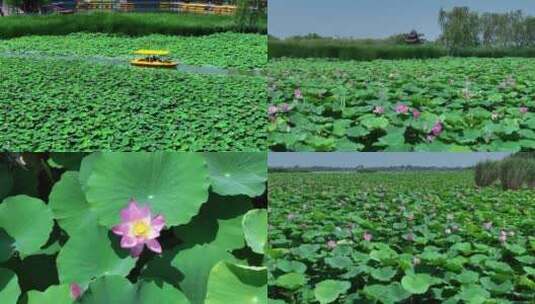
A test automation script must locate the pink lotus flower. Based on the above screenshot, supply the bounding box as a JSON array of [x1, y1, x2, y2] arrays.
[[431, 121, 443, 136], [112, 200, 165, 257], [70, 283, 82, 300], [426, 135, 436, 142], [395, 103, 409, 114], [520, 107, 528, 114], [483, 222, 492, 230], [412, 109, 421, 119], [363, 231, 373, 241], [278, 103, 291, 113], [499, 230, 507, 243], [327, 240, 337, 249], [268, 105, 278, 116], [373, 106, 385, 114], [294, 88, 303, 99]]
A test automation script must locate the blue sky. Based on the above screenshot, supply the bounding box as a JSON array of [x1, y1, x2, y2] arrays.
[[269, 0, 535, 39], [268, 153, 511, 168]]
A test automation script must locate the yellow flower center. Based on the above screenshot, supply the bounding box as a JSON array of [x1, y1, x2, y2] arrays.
[[133, 221, 150, 237]]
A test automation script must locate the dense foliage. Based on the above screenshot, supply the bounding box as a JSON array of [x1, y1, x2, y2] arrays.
[[439, 7, 535, 49], [268, 171, 535, 303], [268, 58, 535, 151], [0, 12, 267, 39], [475, 153, 535, 189], [0, 152, 267, 304], [268, 38, 535, 61], [0, 57, 266, 151], [0, 32, 267, 70]]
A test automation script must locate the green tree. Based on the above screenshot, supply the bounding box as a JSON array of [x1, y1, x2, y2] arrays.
[[438, 7, 480, 49], [234, 0, 262, 32]]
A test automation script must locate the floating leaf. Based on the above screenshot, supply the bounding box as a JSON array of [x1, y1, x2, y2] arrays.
[[0, 195, 54, 256], [0, 268, 20, 304], [49, 171, 97, 236], [313, 280, 351, 304], [85, 152, 210, 227], [57, 227, 135, 285], [401, 273, 434, 294], [242, 209, 267, 254], [205, 262, 267, 304], [204, 153, 267, 197]]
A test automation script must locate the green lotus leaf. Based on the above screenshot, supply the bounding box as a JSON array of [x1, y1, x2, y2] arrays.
[[0, 195, 54, 256], [57, 226, 136, 285], [27, 284, 72, 304], [313, 280, 351, 304], [480, 277, 513, 294], [204, 152, 267, 197], [454, 271, 479, 285], [242, 209, 267, 254], [361, 117, 389, 130], [274, 273, 306, 290], [172, 245, 236, 304], [49, 171, 98, 236], [325, 256, 352, 270], [0, 268, 20, 304], [174, 195, 252, 251], [370, 267, 397, 282], [369, 245, 398, 263], [84, 152, 210, 227], [346, 126, 370, 138], [78, 152, 102, 190], [79, 276, 136, 304], [0, 229, 15, 262], [276, 260, 307, 274], [362, 282, 411, 304], [456, 285, 490, 304], [401, 273, 434, 294], [205, 262, 267, 304], [137, 281, 190, 304]]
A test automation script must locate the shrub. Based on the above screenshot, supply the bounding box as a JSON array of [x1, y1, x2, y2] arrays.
[[0, 12, 267, 39], [269, 37, 535, 61], [499, 158, 530, 190], [474, 160, 499, 187]]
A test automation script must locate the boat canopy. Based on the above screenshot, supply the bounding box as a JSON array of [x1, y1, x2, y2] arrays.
[[134, 49, 170, 56]]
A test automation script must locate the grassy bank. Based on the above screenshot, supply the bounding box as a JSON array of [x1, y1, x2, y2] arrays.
[[0, 12, 267, 39], [269, 38, 535, 60]]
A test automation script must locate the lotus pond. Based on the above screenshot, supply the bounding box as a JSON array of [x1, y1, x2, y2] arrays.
[[0, 152, 267, 304], [268, 171, 535, 303], [0, 56, 266, 151], [0, 32, 266, 70], [268, 58, 535, 152]]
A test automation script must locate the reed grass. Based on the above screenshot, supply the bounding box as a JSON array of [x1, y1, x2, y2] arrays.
[[0, 12, 267, 39]]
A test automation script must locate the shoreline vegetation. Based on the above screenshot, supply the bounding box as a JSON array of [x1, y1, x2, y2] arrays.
[[0, 12, 267, 39], [270, 6, 535, 60], [269, 37, 535, 61]]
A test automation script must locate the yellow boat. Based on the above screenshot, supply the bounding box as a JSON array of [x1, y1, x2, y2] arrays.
[[130, 49, 178, 69]]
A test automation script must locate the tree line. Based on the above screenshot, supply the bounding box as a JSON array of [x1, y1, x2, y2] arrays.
[[439, 7, 535, 49]]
